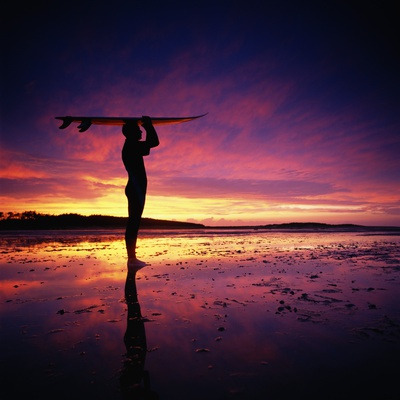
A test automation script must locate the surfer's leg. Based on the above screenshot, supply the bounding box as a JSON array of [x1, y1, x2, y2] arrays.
[[125, 186, 146, 265], [125, 200, 142, 258]]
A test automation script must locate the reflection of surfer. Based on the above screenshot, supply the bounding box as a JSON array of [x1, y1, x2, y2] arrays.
[[120, 267, 158, 399], [122, 116, 159, 268]]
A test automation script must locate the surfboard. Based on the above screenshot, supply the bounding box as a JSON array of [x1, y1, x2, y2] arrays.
[[55, 114, 207, 132]]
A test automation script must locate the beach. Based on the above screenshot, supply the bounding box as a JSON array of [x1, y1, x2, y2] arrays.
[[1, 228, 399, 399]]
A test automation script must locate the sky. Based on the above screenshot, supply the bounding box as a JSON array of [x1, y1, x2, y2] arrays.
[[1, 0, 399, 226]]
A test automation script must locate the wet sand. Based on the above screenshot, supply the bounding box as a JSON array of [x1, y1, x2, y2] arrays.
[[1, 229, 399, 399]]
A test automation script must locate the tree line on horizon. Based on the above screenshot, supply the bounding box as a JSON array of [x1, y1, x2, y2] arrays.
[[0, 211, 204, 230], [1, 211, 50, 220]]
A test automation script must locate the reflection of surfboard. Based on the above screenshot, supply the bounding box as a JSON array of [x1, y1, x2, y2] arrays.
[[55, 114, 207, 132]]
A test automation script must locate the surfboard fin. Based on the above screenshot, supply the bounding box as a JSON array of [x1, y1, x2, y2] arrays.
[[56, 117, 73, 129], [77, 119, 92, 132]]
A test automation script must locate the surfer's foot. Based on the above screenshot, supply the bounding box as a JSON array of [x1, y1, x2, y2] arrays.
[[127, 257, 147, 269]]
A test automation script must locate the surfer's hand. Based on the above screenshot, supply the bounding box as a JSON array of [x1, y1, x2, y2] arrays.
[[141, 115, 152, 126]]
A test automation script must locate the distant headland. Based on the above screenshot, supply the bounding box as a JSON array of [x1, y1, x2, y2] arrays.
[[0, 211, 399, 232]]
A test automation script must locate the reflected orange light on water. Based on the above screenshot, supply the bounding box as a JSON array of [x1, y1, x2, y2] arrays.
[[1, 230, 399, 399]]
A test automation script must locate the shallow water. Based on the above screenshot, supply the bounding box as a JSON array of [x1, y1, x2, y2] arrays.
[[1, 229, 399, 399]]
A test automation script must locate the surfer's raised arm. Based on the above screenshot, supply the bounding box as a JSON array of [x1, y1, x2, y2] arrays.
[[142, 116, 159, 148]]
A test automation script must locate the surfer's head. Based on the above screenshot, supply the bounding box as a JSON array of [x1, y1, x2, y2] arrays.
[[122, 121, 142, 140]]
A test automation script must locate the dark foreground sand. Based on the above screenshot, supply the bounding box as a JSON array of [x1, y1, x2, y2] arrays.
[[1, 229, 399, 399]]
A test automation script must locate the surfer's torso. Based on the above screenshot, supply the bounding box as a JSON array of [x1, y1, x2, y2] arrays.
[[122, 139, 151, 191]]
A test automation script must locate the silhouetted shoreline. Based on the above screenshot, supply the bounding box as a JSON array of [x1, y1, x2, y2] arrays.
[[0, 212, 203, 230], [0, 212, 399, 232], [213, 222, 400, 233]]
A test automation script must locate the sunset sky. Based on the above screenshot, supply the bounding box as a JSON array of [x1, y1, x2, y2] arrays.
[[1, 1, 399, 226]]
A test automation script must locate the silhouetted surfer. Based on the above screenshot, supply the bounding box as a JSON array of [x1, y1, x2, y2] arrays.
[[122, 116, 159, 267]]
